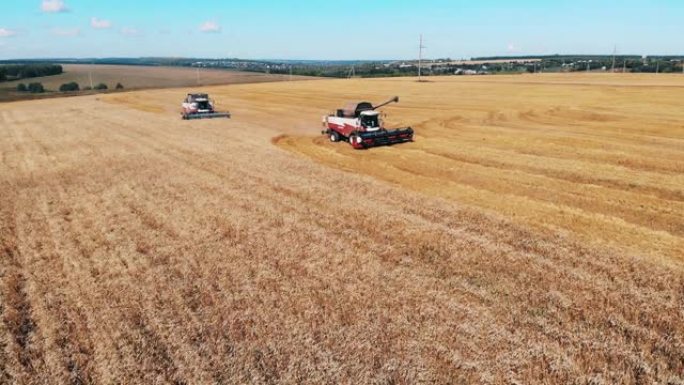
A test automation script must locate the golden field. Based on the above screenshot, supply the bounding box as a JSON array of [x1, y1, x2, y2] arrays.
[[0, 73, 683, 384], [273, 74, 684, 263]]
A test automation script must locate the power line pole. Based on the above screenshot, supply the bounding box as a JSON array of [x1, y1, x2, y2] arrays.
[[347, 65, 355, 79], [418, 34, 426, 81], [611, 45, 617, 73], [89, 61, 94, 89]]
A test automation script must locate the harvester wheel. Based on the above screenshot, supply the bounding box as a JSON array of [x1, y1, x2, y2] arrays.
[[329, 131, 340, 142]]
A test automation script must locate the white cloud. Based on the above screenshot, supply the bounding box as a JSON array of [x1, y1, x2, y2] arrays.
[[52, 27, 80, 37], [507, 43, 520, 53], [41, 0, 68, 13], [91, 17, 112, 29], [199, 21, 221, 33], [120, 27, 140, 37], [0, 28, 17, 38]]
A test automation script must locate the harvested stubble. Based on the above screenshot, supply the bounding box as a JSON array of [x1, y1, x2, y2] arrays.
[[0, 73, 683, 384]]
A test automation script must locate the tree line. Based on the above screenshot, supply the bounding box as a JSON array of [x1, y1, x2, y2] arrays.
[[16, 81, 124, 94], [0, 64, 63, 82], [469, 55, 684, 74]]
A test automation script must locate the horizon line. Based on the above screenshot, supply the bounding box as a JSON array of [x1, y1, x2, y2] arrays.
[[2, 53, 684, 63]]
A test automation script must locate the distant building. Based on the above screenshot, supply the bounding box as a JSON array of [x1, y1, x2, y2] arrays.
[[454, 69, 479, 75]]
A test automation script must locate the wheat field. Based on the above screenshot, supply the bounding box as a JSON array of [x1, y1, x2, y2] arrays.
[[1, 74, 683, 384]]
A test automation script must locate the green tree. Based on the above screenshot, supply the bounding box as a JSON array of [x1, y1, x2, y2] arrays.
[[94, 83, 108, 90], [0, 64, 63, 81], [59, 82, 80, 92], [17, 83, 27, 92], [115, 83, 124, 89], [27, 82, 45, 93]]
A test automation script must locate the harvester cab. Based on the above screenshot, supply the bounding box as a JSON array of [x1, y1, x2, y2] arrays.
[[359, 111, 381, 131], [181, 93, 231, 120], [322, 96, 413, 149]]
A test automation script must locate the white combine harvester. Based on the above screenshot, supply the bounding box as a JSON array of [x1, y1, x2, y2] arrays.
[[181, 93, 231, 120], [321, 96, 413, 149]]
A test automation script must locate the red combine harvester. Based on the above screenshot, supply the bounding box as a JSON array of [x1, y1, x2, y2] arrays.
[[181, 93, 231, 120], [321, 96, 414, 149]]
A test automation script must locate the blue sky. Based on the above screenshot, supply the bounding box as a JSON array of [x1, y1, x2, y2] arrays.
[[0, 0, 682, 60]]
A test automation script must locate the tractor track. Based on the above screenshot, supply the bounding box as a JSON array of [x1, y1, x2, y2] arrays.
[[0, 189, 41, 380]]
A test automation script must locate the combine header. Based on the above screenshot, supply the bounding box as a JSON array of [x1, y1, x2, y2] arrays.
[[181, 93, 231, 120], [322, 96, 413, 149]]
